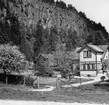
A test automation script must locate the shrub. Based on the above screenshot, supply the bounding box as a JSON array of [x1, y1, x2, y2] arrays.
[[87, 74, 91, 77], [35, 69, 54, 77], [100, 76, 105, 82], [60, 69, 67, 78], [25, 76, 34, 86], [0, 44, 28, 84], [0, 44, 27, 72]]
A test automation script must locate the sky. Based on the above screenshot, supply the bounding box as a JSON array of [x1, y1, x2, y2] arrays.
[[61, 0, 109, 33]]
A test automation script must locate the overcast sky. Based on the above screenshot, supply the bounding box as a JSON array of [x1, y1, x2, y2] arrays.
[[61, 0, 109, 33]]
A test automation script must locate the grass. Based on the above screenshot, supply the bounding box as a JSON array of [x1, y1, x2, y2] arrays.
[[0, 78, 109, 104]]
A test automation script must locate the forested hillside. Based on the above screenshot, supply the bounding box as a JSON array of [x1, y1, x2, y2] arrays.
[[0, 0, 109, 61]]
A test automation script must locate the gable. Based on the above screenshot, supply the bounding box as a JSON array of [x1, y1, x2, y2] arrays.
[[77, 44, 104, 53], [81, 47, 96, 58]]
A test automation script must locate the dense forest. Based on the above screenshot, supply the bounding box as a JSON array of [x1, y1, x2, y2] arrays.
[[0, 0, 109, 62]]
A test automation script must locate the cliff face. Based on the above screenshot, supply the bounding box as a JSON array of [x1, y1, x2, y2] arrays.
[[0, 0, 88, 37], [0, 0, 108, 54]]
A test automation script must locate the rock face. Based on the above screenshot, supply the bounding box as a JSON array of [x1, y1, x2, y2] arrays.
[[0, 0, 108, 48], [0, 0, 88, 37]]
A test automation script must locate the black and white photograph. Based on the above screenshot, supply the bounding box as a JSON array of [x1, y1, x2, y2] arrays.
[[0, 0, 109, 105]]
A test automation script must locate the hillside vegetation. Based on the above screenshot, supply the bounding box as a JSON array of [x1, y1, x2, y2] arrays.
[[0, 0, 109, 61]]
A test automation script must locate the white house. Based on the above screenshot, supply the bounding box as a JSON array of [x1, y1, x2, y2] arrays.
[[77, 44, 108, 76]]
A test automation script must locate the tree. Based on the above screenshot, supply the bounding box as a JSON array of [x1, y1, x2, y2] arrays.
[[67, 4, 77, 12], [46, 27, 58, 53], [33, 20, 44, 56], [9, 15, 22, 45], [20, 38, 34, 61], [66, 29, 77, 51], [0, 44, 27, 84], [54, 43, 70, 78], [56, 0, 67, 9], [0, 21, 10, 44], [67, 4, 73, 10], [42, 0, 54, 4], [33, 20, 45, 74]]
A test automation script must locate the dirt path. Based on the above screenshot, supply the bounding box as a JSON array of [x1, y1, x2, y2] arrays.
[[62, 77, 100, 88], [62, 74, 109, 88]]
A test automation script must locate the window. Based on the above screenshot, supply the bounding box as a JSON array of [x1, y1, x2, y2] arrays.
[[87, 64, 90, 70], [90, 64, 92, 70], [83, 50, 91, 58], [83, 64, 86, 70], [92, 64, 95, 70], [82, 64, 96, 70]]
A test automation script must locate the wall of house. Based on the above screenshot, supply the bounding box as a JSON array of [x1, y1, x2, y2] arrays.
[[103, 50, 108, 60], [97, 53, 103, 62], [97, 63, 102, 70], [80, 71, 96, 77], [79, 47, 103, 74], [96, 53, 103, 70], [80, 48, 96, 62]]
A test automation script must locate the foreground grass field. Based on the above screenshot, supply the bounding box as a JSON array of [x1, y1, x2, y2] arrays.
[[0, 83, 109, 104]]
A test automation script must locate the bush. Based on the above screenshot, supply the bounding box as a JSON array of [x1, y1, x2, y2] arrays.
[[60, 70, 68, 78], [0, 44, 27, 73], [25, 76, 34, 86], [34, 64, 54, 77], [35, 70, 54, 77], [87, 74, 91, 77], [100, 76, 105, 82]]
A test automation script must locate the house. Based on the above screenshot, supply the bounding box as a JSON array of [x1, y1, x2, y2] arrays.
[[77, 44, 108, 76]]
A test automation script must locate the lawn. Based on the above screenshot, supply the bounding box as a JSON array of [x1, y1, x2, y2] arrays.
[[0, 81, 109, 104]]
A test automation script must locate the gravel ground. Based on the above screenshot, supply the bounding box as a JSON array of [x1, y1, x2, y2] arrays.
[[0, 100, 107, 105]]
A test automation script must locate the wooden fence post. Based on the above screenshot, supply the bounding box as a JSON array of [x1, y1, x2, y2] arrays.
[[23, 76, 26, 85], [56, 75, 61, 89], [6, 76, 8, 85], [37, 77, 40, 88]]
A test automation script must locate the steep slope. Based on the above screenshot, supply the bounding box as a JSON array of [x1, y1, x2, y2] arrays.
[[0, 0, 109, 61], [0, 0, 88, 41]]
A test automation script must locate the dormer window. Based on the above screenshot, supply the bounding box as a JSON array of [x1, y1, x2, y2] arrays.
[[83, 50, 92, 58]]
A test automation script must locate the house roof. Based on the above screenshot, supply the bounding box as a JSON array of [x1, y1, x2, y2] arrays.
[[98, 45, 108, 52], [88, 44, 104, 52], [77, 44, 107, 53]]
